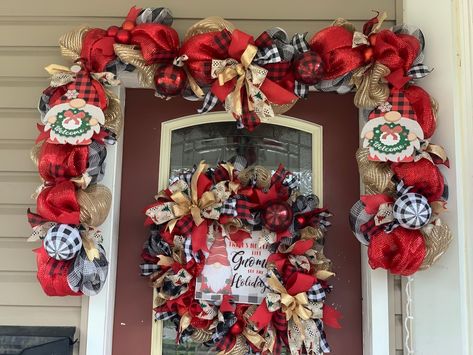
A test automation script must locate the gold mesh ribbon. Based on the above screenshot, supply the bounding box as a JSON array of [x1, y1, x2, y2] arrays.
[[103, 88, 123, 137], [272, 100, 298, 115], [77, 184, 112, 227], [356, 148, 395, 194], [190, 329, 213, 343], [420, 220, 453, 269], [30, 142, 43, 168], [185, 16, 235, 41], [59, 26, 90, 61], [238, 166, 271, 190], [218, 335, 248, 355], [113, 44, 157, 88], [351, 63, 391, 109]]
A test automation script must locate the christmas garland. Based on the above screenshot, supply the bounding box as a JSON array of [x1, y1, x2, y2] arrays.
[[25, 3, 451, 311], [140, 161, 340, 354]]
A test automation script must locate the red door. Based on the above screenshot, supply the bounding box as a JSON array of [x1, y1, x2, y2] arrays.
[[112, 89, 362, 355]]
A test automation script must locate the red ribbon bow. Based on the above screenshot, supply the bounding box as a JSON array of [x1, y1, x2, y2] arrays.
[[380, 124, 403, 139]]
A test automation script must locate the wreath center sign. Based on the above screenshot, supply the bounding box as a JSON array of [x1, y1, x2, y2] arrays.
[[24, 4, 453, 355], [196, 229, 271, 304]]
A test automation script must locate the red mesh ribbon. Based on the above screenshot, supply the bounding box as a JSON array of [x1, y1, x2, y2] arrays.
[[130, 24, 180, 65], [310, 26, 366, 80], [38, 143, 88, 182], [404, 85, 436, 138], [80, 28, 117, 73], [35, 247, 81, 296], [368, 228, 425, 276], [310, 27, 420, 83], [392, 159, 444, 202], [37, 181, 80, 224], [373, 30, 419, 77], [180, 30, 232, 85]]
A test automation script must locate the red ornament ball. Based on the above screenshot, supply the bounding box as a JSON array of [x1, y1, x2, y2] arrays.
[[115, 29, 131, 44], [293, 51, 324, 85], [122, 20, 135, 31], [230, 321, 244, 335], [154, 64, 187, 97], [262, 201, 294, 232], [106, 26, 120, 38]]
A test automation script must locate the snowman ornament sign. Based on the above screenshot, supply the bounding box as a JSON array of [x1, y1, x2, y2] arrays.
[[43, 98, 105, 145], [360, 108, 424, 163]]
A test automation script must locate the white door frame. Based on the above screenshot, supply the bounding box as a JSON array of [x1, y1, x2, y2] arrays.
[[84, 1, 473, 353]]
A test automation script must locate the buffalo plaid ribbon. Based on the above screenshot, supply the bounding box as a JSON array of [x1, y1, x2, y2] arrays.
[[27, 209, 48, 228], [183, 237, 201, 263], [221, 198, 237, 217], [87, 141, 107, 184], [198, 91, 219, 114], [140, 262, 160, 276], [408, 63, 432, 81], [307, 282, 327, 302], [315, 319, 331, 353], [235, 196, 257, 222]]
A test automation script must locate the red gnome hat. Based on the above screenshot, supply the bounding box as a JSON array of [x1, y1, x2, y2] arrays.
[[207, 233, 230, 266], [368, 89, 417, 120]]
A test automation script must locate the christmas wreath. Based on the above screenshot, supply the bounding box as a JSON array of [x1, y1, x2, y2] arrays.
[[140, 160, 340, 354], [25, 3, 450, 310]]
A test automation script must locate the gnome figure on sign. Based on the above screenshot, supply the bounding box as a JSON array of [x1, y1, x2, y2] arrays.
[[360, 90, 424, 162], [201, 229, 232, 295], [42, 69, 106, 145]]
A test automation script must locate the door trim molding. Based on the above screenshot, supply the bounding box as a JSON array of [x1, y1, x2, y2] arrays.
[[86, 83, 388, 355]]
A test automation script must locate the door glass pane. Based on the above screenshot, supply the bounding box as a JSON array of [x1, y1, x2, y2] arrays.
[[161, 121, 314, 353], [169, 122, 313, 194]]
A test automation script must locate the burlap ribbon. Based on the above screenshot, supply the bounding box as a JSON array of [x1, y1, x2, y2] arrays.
[[59, 26, 90, 62], [76, 184, 112, 227], [103, 88, 123, 137], [351, 63, 391, 109], [212, 45, 274, 119], [356, 148, 395, 195], [184, 16, 235, 41], [238, 165, 271, 189], [420, 220, 452, 269]]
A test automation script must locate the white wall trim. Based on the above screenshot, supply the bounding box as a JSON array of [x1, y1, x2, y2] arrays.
[[402, 1, 472, 354], [85, 85, 125, 355]]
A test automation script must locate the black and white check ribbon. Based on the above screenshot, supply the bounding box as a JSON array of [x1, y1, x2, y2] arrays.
[[315, 73, 354, 94], [136, 7, 173, 25], [87, 141, 107, 184], [315, 319, 331, 353], [254, 45, 282, 65], [198, 91, 220, 114], [183, 237, 201, 263], [68, 244, 108, 296], [307, 282, 327, 302]]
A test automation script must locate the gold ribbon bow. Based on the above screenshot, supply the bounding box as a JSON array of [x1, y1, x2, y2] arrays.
[[170, 161, 217, 228], [267, 273, 312, 336], [212, 45, 274, 119]]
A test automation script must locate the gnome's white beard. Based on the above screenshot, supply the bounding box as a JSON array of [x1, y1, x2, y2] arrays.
[[202, 263, 232, 293]]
